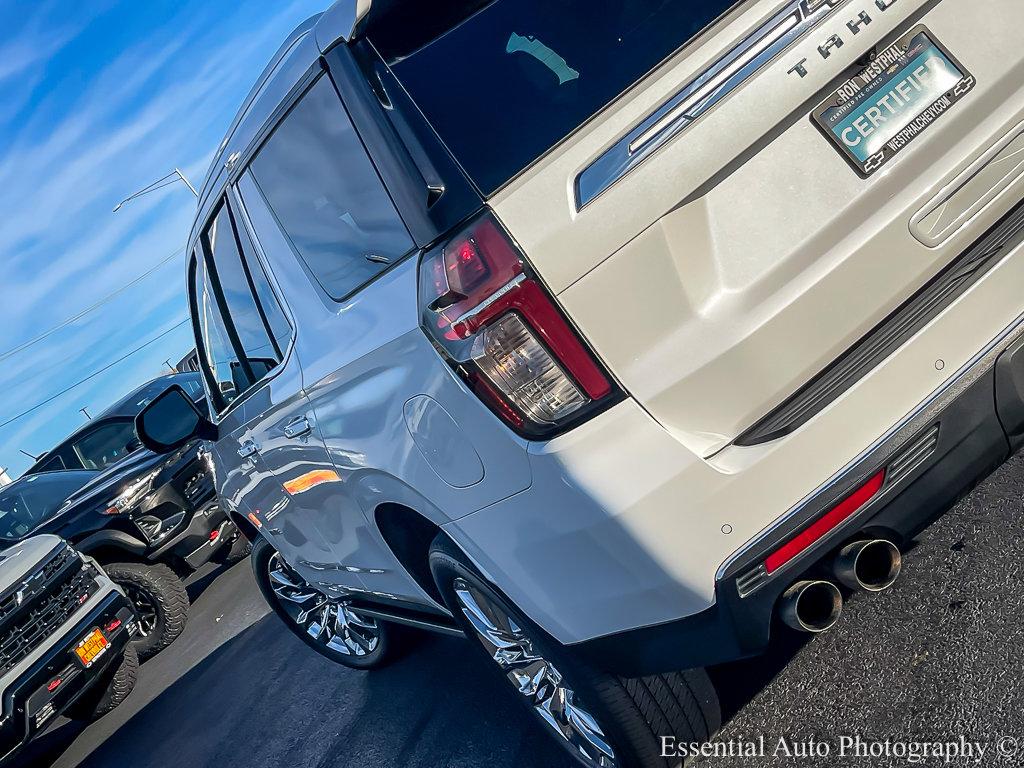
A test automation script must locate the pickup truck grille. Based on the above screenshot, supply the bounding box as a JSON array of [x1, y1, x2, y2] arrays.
[[0, 547, 95, 676], [182, 470, 214, 507], [0, 545, 76, 626]]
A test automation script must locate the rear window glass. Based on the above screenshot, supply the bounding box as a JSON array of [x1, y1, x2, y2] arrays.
[[71, 420, 138, 470], [385, 0, 739, 194]]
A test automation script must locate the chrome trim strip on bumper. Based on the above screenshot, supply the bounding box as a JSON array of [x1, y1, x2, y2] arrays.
[[717, 308, 1024, 584], [574, 0, 850, 209], [734, 424, 939, 597]]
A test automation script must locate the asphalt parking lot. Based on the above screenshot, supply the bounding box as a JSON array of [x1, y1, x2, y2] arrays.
[[15, 452, 1024, 768]]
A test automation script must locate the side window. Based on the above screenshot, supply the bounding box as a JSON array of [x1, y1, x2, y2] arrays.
[[233, 208, 293, 358], [36, 454, 68, 472], [249, 76, 414, 300], [70, 420, 138, 470], [192, 249, 247, 409], [191, 200, 293, 414]]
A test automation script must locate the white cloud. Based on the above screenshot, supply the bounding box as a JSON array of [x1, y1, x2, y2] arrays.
[[0, 0, 325, 476]]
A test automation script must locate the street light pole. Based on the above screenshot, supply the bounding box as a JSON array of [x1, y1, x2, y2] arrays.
[[113, 168, 198, 213]]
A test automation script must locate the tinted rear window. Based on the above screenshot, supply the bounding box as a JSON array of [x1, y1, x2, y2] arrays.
[[385, 0, 739, 194]]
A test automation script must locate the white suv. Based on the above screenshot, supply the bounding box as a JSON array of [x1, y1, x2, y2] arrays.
[[136, 1, 1024, 765]]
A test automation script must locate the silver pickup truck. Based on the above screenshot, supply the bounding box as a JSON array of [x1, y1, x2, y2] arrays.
[[0, 535, 138, 762]]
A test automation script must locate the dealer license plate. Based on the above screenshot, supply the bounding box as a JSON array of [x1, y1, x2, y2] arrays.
[[75, 627, 109, 668], [813, 27, 975, 176]]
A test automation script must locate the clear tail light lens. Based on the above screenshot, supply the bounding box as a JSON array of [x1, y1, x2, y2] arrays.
[[418, 211, 620, 438]]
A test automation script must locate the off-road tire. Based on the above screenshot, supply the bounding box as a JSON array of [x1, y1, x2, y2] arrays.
[[66, 643, 139, 721], [428, 535, 721, 768], [218, 533, 253, 566], [251, 537, 398, 670], [105, 562, 190, 660]]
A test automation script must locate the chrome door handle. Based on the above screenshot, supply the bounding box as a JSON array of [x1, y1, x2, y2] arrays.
[[237, 439, 259, 458], [283, 417, 312, 439]]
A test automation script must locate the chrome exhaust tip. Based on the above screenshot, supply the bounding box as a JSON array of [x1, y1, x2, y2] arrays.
[[779, 580, 843, 634], [833, 539, 902, 593]]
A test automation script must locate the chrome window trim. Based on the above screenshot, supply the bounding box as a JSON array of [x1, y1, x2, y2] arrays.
[[574, 0, 850, 209]]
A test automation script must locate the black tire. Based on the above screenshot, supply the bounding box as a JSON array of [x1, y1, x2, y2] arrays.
[[429, 536, 721, 768], [218, 532, 252, 566], [104, 562, 190, 660], [251, 537, 396, 670], [65, 643, 139, 722]]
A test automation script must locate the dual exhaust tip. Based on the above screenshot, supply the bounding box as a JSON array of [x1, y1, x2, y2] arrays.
[[779, 539, 901, 634]]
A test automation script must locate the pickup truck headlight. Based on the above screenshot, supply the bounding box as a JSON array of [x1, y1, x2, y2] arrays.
[[102, 470, 160, 515]]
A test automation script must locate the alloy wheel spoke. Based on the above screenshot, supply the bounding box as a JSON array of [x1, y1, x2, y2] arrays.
[[124, 585, 158, 635], [347, 626, 374, 653], [565, 701, 617, 763], [342, 607, 377, 631], [454, 578, 617, 768], [266, 553, 380, 658], [455, 584, 536, 661]]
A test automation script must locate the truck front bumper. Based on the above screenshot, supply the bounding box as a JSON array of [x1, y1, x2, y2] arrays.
[[0, 589, 136, 759]]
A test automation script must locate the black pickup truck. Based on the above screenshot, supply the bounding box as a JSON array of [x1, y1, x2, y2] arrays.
[[3, 374, 248, 658]]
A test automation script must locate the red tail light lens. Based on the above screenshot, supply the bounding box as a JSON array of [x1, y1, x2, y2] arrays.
[[418, 211, 620, 438]]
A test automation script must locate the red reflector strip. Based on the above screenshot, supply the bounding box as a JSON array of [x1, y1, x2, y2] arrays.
[[765, 470, 886, 574], [468, 371, 524, 428], [105, 618, 122, 634], [47, 678, 62, 692]]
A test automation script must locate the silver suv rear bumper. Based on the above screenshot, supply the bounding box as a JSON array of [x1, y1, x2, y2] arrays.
[[572, 310, 1024, 675]]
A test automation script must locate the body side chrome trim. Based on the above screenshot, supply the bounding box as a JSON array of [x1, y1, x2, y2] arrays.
[[717, 307, 1024, 583], [574, 0, 849, 209]]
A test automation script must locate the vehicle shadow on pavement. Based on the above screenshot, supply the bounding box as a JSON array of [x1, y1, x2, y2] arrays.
[[709, 629, 809, 722], [10, 719, 87, 768], [17, 615, 576, 768]]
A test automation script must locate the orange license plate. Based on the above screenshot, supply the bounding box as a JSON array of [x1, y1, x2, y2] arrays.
[[75, 628, 109, 668]]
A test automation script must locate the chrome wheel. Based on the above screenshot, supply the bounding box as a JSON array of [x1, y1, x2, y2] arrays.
[[123, 583, 159, 637], [266, 553, 380, 657], [453, 578, 617, 768]]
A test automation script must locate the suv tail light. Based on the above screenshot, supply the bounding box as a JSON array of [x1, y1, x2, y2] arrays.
[[418, 211, 620, 438]]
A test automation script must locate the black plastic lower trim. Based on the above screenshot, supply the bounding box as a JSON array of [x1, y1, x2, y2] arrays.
[[737, 195, 1024, 446]]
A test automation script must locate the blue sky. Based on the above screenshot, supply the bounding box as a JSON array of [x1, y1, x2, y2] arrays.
[[0, 0, 325, 478]]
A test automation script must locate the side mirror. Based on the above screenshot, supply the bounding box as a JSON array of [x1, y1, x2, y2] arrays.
[[135, 385, 217, 454]]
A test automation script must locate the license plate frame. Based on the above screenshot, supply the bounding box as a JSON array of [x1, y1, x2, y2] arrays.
[[74, 627, 109, 669], [812, 26, 976, 177]]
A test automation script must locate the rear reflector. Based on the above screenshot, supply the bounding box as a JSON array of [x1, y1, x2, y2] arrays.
[[765, 470, 886, 574]]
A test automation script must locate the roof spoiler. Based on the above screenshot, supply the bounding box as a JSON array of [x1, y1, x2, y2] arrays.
[[314, 0, 375, 54]]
